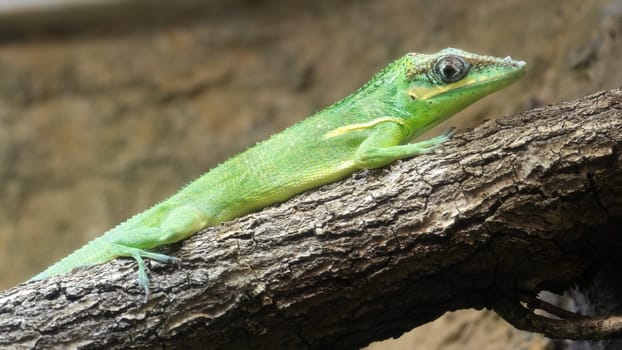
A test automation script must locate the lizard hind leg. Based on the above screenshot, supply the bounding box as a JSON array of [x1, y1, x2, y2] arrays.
[[111, 243, 180, 300], [109, 204, 210, 300]]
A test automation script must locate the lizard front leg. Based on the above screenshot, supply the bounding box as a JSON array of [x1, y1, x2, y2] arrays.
[[354, 122, 454, 169]]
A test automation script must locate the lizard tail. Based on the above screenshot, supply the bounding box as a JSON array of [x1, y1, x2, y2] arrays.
[[29, 235, 114, 281]]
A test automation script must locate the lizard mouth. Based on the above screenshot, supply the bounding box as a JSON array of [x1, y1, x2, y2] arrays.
[[409, 61, 526, 101], [451, 67, 525, 94]]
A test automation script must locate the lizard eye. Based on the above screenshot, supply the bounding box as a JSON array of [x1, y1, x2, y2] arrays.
[[434, 55, 470, 84]]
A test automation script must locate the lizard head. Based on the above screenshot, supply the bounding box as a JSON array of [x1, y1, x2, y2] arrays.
[[401, 48, 526, 134]]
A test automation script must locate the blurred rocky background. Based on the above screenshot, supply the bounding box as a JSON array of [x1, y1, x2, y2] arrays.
[[1, 0, 622, 349]]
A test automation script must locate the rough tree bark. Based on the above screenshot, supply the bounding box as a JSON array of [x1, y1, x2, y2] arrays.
[[1, 88, 621, 350]]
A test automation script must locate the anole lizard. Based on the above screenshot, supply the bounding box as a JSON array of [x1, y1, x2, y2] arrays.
[[29, 48, 526, 298]]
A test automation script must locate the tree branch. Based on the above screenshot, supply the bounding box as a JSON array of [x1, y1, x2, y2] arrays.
[[2, 88, 622, 349], [495, 297, 622, 340]]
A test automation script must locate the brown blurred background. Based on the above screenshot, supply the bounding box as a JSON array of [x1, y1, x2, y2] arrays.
[[1, 0, 621, 348]]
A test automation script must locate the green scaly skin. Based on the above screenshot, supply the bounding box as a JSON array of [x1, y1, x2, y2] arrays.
[[30, 48, 526, 298]]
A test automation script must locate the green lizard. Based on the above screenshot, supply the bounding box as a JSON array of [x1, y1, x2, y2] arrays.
[[29, 48, 525, 297]]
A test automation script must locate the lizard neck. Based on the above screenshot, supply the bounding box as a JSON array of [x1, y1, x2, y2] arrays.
[[327, 58, 411, 120]]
